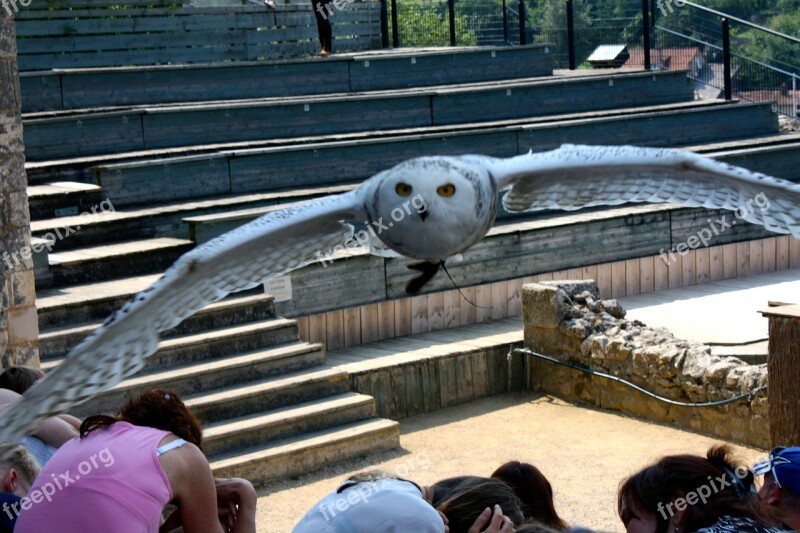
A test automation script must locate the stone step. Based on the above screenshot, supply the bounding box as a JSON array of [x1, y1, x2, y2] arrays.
[[37, 273, 161, 327], [73, 341, 324, 417], [44, 318, 300, 373], [22, 70, 690, 161], [209, 417, 400, 486], [25, 97, 721, 188], [184, 366, 350, 424], [45, 237, 194, 288], [29, 184, 354, 249], [21, 44, 552, 113], [202, 392, 377, 457], [90, 101, 775, 208], [27, 133, 800, 256], [38, 293, 276, 360], [27, 181, 105, 220]]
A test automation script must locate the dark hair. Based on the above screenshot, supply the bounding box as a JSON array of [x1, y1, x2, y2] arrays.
[[430, 476, 525, 533], [80, 389, 203, 450], [0, 366, 43, 395], [492, 461, 568, 530], [514, 521, 561, 533], [618, 445, 778, 532]]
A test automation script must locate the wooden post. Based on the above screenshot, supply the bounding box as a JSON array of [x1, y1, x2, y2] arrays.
[[760, 304, 800, 447]]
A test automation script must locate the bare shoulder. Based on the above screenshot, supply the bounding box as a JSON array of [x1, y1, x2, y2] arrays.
[[157, 438, 212, 490]]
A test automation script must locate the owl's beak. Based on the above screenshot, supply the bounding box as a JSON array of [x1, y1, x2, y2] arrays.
[[419, 211, 429, 222]]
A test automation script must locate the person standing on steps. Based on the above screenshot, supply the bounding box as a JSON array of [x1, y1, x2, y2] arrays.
[[312, 0, 333, 56]]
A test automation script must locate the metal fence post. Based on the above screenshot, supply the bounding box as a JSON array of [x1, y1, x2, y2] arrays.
[[502, 0, 509, 44], [643, 0, 651, 70], [380, 0, 389, 48], [518, 0, 526, 45], [566, 0, 575, 69], [650, 0, 656, 27], [448, 0, 456, 46], [794, 76, 798, 117], [391, 0, 398, 47], [722, 18, 732, 100]]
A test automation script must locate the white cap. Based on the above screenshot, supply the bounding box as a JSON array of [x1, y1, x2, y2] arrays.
[[292, 478, 445, 533]]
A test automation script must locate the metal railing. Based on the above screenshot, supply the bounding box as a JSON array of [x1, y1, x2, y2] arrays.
[[653, 0, 800, 117], [378, 0, 800, 118]]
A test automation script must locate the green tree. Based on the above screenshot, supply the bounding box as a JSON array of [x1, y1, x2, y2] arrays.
[[396, 0, 478, 46]]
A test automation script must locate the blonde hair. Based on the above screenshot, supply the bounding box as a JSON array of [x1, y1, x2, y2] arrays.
[[0, 442, 41, 490]]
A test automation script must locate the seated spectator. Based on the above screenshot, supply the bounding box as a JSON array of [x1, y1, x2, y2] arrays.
[[0, 443, 40, 532], [0, 366, 81, 432], [14, 389, 256, 533], [0, 388, 78, 466], [428, 475, 525, 532], [0, 366, 43, 395], [754, 447, 800, 531], [618, 445, 787, 533], [491, 461, 568, 530], [293, 470, 520, 533]]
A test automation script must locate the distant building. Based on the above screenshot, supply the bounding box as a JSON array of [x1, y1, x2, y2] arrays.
[[622, 47, 706, 78], [739, 87, 800, 117]]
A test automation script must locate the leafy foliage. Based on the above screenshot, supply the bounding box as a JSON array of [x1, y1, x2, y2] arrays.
[[396, 0, 478, 46]]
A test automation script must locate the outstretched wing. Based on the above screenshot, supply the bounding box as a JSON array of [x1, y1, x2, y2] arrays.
[[465, 144, 800, 237], [0, 189, 367, 447]]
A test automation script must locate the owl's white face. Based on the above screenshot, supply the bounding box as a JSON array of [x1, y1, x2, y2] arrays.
[[364, 157, 497, 261]]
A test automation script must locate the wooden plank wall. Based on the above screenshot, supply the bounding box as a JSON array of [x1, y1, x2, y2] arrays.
[[14, 2, 381, 70], [297, 236, 800, 350]]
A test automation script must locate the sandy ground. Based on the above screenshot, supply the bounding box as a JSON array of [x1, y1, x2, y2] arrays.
[[254, 393, 766, 533]]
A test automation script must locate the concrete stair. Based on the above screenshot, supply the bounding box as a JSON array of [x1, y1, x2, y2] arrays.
[[41, 284, 399, 485], [22, 45, 798, 485], [47, 237, 193, 287]]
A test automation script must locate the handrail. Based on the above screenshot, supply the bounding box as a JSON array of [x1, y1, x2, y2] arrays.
[[677, 0, 800, 45], [657, 24, 800, 79]]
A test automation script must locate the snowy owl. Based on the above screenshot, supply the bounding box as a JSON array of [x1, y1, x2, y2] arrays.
[[1, 143, 799, 448]]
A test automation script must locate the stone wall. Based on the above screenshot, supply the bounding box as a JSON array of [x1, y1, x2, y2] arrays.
[[522, 281, 769, 449], [0, 9, 39, 368]]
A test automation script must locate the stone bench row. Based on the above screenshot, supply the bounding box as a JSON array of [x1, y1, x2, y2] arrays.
[[87, 100, 776, 208], [20, 44, 553, 113], [14, 3, 380, 72], [22, 65, 681, 161]]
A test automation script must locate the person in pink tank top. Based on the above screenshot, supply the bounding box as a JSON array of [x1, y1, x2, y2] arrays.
[[14, 389, 256, 533]]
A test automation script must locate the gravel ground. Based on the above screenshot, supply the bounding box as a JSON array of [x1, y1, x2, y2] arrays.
[[254, 393, 766, 533]]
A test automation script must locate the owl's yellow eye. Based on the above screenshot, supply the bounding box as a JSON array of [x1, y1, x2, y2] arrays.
[[395, 183, 413, 197], [437, 184, 456, 197]]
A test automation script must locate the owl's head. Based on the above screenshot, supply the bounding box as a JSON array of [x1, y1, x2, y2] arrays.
[[364, 157, 496, 261]]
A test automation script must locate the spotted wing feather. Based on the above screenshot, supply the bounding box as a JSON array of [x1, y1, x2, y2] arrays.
[[465, 144, 800, 237], [0, 190, 366, 447]]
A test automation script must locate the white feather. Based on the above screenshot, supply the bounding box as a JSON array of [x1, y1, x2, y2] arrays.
[[0, 189, 366, 447], [463, 144, 800, 237], [3, 143, 800, 452]]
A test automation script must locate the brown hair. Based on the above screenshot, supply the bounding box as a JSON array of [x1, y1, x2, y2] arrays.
[[0, 366, 44, 395], [492, 461, 568, 530], [430, 476, 525, 533], [80, 389, 203, 450], [618, 445, 779, 532]]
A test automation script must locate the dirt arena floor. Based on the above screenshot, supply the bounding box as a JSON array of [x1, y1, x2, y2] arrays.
[[254, 392, 766, 532]]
